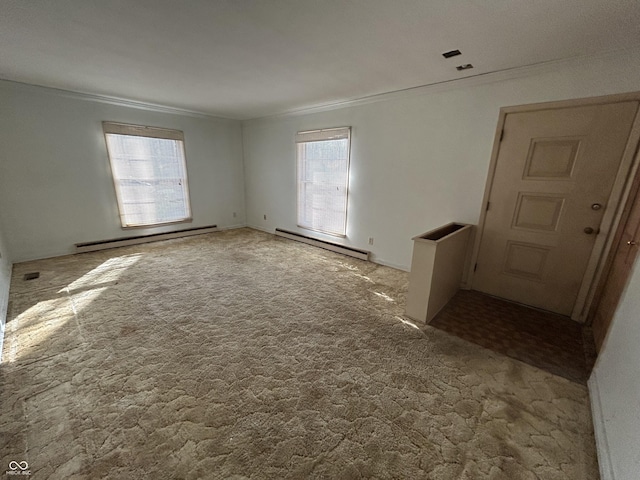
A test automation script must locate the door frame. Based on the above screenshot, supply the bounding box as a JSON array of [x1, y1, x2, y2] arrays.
[[588, 154, 640, 351], [467, 92, 640, 322]]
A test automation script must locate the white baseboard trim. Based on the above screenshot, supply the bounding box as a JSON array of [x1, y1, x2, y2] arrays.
[[75, 225, 219, 253], [588, 371, 615, 480], [368, 254, 409, 272], [246, 224, 273, 234], [246, 226, 412, 270], [219, 223, 248, 231], [275, 228, 370, 261]]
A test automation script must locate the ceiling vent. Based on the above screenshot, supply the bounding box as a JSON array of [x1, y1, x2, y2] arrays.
[[456, 64, 474, 71], [442, 49, 461, 58]]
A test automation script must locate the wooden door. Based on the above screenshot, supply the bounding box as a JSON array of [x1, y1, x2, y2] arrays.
[[473, 102, 639, 316], [591, 180, 640, 351]]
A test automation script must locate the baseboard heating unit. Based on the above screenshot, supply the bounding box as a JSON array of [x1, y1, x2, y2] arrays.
[[75, 225, 219, 253], [274, 228, 370, 261]]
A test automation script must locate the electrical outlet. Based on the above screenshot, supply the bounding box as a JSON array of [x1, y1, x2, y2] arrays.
[[263, 214, 267, 220], [368, 237, 374, 245]]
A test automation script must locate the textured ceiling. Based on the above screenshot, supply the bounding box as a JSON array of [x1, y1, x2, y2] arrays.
[[1, 0, 640, 119]]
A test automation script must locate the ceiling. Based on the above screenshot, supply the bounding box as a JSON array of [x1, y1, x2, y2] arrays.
[[1, 0, 639, 120]]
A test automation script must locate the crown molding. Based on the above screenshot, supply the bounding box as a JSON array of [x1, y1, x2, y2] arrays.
[[245, 46, 640, 123], [3, 45, 639, 124], [0, 78, 239, 122]]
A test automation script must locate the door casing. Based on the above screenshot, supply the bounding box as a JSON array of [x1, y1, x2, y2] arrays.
[[468, 92, 640, 322], [589, 171, 640, 352]]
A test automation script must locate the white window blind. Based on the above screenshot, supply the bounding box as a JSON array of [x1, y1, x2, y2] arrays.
[[103, 122, 192, 228], [296, 127, 351, 236]]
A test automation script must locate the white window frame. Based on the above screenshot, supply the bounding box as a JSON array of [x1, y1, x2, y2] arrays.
[[296, 127, 351, 237], [103, 122, 193, 228]]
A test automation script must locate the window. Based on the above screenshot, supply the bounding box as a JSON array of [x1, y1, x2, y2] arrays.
[[296, 127, 351, 236], [103, 122, 192, 228]]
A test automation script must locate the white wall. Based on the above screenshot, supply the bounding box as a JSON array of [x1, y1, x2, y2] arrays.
[[589, 256, 640, 480], [0, 80, 246, 262], [242, 48, 640, 270], [2, 47, 640, 468]]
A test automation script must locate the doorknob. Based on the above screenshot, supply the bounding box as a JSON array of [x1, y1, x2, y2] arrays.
[[591, 203, 603, 211], [628, 240, 638, 246], [584, 227, 595, 234]]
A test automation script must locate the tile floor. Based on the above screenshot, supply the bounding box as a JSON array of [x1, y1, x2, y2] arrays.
[[430, 290, 597, 384]]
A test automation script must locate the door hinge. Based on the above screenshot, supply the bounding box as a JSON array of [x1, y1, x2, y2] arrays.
[[474, 263, 478, 272], [486, 201, 491, 211], [499, 129, 504, 142]]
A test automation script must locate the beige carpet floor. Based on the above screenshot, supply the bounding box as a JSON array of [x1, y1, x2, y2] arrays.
[[0, 228, 599, 479]]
